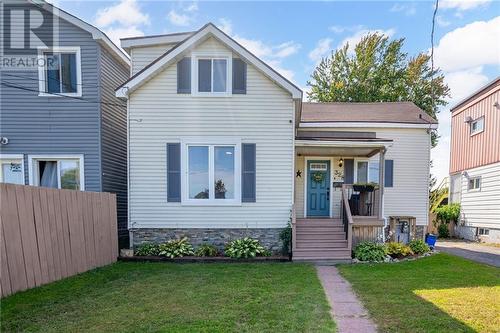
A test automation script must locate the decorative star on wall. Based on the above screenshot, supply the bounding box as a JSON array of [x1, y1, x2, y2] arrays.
[[296, 170, 302, 178]]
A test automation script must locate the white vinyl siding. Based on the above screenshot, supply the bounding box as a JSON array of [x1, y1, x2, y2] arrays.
[[294, 128, 431, 225], [130, 44, 176, 75], [457, 162, 500, 229], [128, 37, 294, 229]]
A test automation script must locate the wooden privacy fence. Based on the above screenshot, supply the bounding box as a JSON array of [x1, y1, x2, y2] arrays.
[[0, 184, 118, 298]]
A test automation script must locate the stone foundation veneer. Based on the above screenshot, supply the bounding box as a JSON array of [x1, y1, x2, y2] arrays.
[[132, 228, 284, 252]]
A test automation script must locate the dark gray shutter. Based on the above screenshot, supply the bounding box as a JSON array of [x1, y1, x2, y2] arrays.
[[167, 143, 181, 202], [384, 160, 394, 188], [344, 159, 354, 184], [232, 58, 247, 94], [177, 57, 191, 93], [241, 143, 256, 202]]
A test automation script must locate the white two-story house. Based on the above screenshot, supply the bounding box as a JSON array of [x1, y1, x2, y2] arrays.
[[116, 23, 436, 261]]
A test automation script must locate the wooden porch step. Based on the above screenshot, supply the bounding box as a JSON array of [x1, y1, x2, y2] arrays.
[[296, 219, 342, 225], [296, 240, 348, 249], [293, 249, 351, 260], [296, 233, 346, 240], [296, 226, 345, 233]]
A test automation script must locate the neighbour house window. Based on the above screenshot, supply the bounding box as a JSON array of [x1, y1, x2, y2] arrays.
[[39, 48, 81, 96], [185, 144, 239, 203], [30, 156, 83, 190], [478, 228, 489, 236], [468, 177, 481, 191], [470, 117, 484, 135], [0, 157, 24, 185]]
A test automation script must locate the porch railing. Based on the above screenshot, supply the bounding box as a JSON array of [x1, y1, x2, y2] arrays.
[[341, 187, 353, 251], [291, 204, 297, 253], [342, 184, 380, 217]]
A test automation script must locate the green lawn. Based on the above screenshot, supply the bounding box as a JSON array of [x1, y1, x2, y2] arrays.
[[339, 253, 500, 333], [1, 262, 335, 333]]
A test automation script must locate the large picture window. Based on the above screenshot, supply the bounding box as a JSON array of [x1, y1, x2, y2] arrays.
[[183, 142, 240, 204]]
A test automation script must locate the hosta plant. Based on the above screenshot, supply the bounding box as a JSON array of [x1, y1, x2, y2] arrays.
[[135, 242, 160, 256], [384, 242, 414, 258], [195, 244, 218, 257], [158, 238, 194, 258], [408, 239, 430, 255], [224, 237, 268, 259], [353, 241, 386, 262]]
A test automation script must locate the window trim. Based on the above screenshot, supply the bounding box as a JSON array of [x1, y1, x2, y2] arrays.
[[180, 138, 241, 206], [37, 46, 82, 97], [469, 116, 485, 136], [191, 51, 232, 97], [0, 154, 25, 184], [28, 154, 85, 190], [467, 176, 481, 192]]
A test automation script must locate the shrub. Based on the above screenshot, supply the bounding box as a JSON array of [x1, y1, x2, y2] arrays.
[[384, 242, 414, 258], [409, 239, 430, 254], [279, 223, 292, 255], [135, 242, 159, 256], [353, 241, 386, 262], [438, 223, 450, 238], [158, 238, 194, 258], [435, 203, 461, 224], [195, 244, 218, 257], [224, 237, 268, 259]]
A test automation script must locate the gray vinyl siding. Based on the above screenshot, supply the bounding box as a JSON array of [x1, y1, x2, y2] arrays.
[[0, 10, 101, 191], [98, 46, 129, 246]]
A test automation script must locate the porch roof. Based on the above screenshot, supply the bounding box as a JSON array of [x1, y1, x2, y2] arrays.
[[295, 137, 392, 157]]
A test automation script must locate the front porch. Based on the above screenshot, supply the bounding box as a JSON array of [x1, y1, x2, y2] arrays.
[[291, 132, 392, 262]]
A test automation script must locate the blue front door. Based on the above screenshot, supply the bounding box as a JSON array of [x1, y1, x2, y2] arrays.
[[307, 160, 330, 217]]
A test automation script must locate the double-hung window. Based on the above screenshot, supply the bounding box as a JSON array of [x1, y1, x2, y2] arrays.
[[39, 47, 81, 96], [183, 142, 240, 204], [29, 155, 84, 190], [192, 53, 232, 95]]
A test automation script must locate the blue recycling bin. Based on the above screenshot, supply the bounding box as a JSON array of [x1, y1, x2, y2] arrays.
[[425, 234, 437, 249]]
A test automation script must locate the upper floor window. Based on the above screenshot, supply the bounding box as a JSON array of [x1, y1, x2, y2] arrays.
[[29, 155, 84, 190], [198, 58, 228, 93], [38, 47, 82, 97], [470, 117, 484, 135]]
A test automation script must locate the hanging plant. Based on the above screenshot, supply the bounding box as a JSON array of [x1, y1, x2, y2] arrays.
[[311, 171, 325, 183]]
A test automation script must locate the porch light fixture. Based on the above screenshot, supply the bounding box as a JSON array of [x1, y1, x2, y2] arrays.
[[338, 158, 344, 168]]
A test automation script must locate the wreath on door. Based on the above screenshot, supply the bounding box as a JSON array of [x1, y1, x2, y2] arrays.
[[311, 171, 325, 183]]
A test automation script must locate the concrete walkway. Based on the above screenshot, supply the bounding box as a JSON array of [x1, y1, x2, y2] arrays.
[[436, 240, 500, 267], [316, 266, 377, 333]]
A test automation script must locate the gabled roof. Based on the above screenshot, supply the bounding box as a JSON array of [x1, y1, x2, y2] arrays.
[[301, 102, 438, 126], [120, 31, 195, 54], [115, 23, 302, 99], [450, 76, 500, 113], [39, 0, 130, 67]]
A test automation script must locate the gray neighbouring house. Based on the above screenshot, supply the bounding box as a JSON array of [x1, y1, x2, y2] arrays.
[[117, 23, 436, 261], [0, 1, 130, 247]]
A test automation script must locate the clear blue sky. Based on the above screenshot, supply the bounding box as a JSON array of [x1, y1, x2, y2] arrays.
[[57, 0, 500, 183]]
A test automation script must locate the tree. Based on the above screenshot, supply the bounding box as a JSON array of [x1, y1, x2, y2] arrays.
[[307, 33, 450, 147]]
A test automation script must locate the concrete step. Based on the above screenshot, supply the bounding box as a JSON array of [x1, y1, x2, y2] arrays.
[[296, 233, 346, 240], [296, 240, 348, 249]]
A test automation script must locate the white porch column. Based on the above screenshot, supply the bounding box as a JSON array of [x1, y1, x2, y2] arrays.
[[378, 148, 385, 220]]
